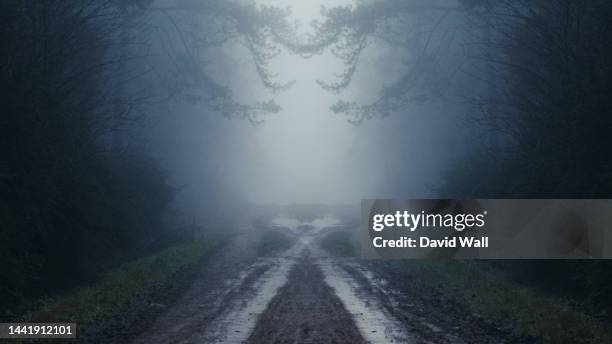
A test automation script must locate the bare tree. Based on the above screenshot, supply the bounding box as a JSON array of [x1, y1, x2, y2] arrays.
[[296, 0, 473, 124]]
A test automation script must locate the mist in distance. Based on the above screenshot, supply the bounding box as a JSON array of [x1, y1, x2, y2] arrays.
[[142, 0, 472, 209]]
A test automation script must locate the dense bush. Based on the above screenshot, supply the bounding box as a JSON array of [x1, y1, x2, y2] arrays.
[[440, 1, 612, 315], [0, 1, 173, 314], [445, 1, 612, 198]]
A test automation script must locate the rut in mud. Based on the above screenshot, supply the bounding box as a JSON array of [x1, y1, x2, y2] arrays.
[[247, 253, 366, 344], [129, 215, 511, 344]]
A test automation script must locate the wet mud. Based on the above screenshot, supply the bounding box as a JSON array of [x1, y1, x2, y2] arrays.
[[247, 254, 365, 344], [129, 215, 510, 344]]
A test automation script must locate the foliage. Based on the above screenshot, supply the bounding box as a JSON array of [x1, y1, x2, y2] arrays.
[[402, 261, 612, 343], [1, 1, 158, 313], [436, 0, 612, 321], [0, 0, 291, 316], [296, 0, 470, 123], [435, 1, 612, 196], [297, 0, 612, 332], [26, 233, 229, 339], [148, 0, 297, 122], [437, 149, 507, 198]]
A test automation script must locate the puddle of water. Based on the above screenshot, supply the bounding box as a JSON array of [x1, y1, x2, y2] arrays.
[[318, 259, 415, 344]]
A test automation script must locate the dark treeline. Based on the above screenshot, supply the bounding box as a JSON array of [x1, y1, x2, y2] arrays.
[[440, 0, 612, 199], [0, 0, 291, 316], [306, 0, 612, 199], [454, 0, 612, 315], [308, 0, 612, 315], [441, 0, 612, 315], [1, 1, 172, 314], [3, 0, 612, 322]]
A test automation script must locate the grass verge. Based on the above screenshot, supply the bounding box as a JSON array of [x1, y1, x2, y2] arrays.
[[23, 230, 230, 342], [257, 229, 291, 256], [402, 261, 612, 343], [320, 230, 355, 257]]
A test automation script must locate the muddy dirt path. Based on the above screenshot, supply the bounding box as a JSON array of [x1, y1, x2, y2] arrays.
[[246, 252, 365, 344], [130, 216, 508, 344]]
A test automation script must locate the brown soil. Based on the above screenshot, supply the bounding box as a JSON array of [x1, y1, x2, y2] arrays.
[[122, 214, 516, 344], [247, 252, 366, 344]]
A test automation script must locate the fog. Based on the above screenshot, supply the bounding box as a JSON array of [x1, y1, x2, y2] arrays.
[[142, 0, 475, 212], [6, 1, 612, 334], [228, 0, 359, 204]]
